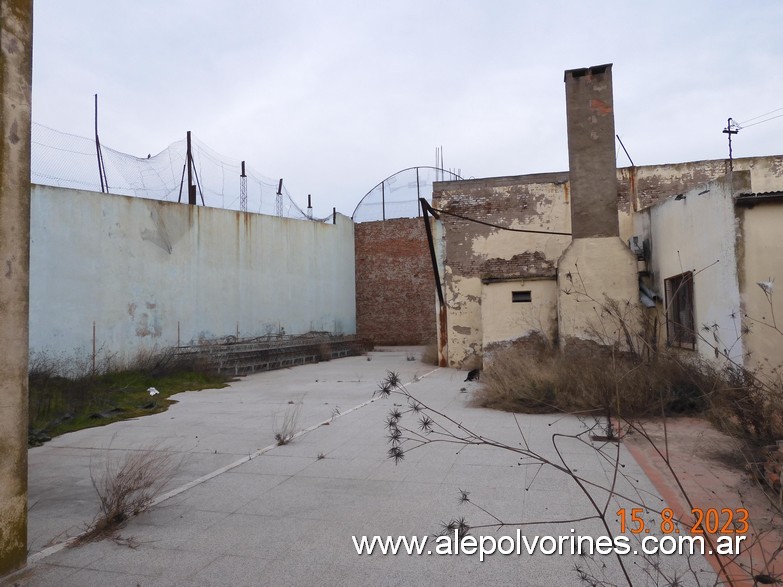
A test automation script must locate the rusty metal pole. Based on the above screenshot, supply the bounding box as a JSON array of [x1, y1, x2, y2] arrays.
[[0, 0, 33, 575], [186, 131, 196, 205]]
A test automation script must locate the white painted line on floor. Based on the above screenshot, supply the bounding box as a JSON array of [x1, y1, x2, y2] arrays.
[[27, 367, 440, 564]]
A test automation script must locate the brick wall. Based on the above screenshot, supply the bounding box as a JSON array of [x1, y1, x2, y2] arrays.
[[354, 218, 436, 345]]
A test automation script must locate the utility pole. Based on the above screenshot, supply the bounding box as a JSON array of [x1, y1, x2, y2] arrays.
[[723, 117, 739, 172]]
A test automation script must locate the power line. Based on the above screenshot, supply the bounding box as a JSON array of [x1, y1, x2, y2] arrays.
[[423, 201, 571, 236], [738, 112, 783, 130], [737, 106, 783, 126]]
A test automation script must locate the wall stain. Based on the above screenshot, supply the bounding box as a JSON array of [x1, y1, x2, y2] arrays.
[[140, 206, 173, 254]]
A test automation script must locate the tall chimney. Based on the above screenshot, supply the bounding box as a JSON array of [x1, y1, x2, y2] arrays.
[[564, 64, 618, 238], [557, 64, 641, 351]]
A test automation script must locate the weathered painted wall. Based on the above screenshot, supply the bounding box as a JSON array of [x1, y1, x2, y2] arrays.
[[434, 174, 571, 366], [434, 155, 783, 366], [645, 173, 750, 366], [736, 196, 783, 378], [29, 185, 356, 366], [0, 0, 32, 575], [618, 156, 783, 242], [557, 237, 641, 349], [481, 279, 558, 351], [354, 218, 436, 345]]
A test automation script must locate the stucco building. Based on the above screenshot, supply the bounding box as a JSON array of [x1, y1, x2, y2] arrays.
[[431, 64, 783, 381]]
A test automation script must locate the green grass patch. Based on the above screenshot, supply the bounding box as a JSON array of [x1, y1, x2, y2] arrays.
[[29, 365, 230, 446]]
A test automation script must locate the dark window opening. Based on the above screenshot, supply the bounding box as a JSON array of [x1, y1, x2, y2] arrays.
[[512, 291, 532, 303], [664, 272, 695, 349]]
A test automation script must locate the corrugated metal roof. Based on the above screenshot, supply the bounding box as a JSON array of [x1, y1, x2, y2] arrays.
[[735, 191, 783, 206]]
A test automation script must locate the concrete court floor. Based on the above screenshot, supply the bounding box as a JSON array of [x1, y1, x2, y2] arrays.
[[4, 347, 715, 587]]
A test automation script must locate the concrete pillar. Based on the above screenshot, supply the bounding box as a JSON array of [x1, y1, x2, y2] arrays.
[[0, 0, 33, 576]]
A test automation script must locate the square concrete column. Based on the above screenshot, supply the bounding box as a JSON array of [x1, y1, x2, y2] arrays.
[[0, 0, 33, 576]]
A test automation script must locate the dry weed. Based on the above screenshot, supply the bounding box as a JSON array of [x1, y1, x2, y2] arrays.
[[477, 337, 716, 419], [275, 401, 302, 445], [76, 445, 178, 545]]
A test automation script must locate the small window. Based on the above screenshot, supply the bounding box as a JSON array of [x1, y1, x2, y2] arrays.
[[512, 291, 532, 303], [664, 272, 695, 349]]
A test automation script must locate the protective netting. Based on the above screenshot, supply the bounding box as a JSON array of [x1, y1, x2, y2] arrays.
[[351, 166, 463, 223], [31, 122, 328, 221]]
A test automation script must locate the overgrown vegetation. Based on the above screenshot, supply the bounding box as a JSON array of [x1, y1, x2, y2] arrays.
[[28, 347, 230, 446], [478, 336, 721, 420], [479, 330, 783, 449]]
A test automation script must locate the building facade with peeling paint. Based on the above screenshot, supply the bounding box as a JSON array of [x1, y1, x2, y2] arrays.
[[432, 155, 783, 375], [638, 170, 783, 379], [429, 65, 783, 378]]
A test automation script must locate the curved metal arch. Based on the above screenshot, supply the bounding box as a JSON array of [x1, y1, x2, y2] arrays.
[[351, 166, 463, 221]]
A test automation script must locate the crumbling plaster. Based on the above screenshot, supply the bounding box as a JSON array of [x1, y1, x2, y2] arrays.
[[434, 155, 783, 367], [645, 173, 749, 367], [435, 174, 571, 367]]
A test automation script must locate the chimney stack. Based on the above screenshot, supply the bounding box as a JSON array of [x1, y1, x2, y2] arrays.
[[557, 64, 641, 351], [564, 64, 618, 239]]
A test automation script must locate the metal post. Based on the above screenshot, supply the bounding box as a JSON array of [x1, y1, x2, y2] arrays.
[[416, 167, 421, 217], [94, 94, 105, 193], [239, 161, 247, 212], [276, 178, 284, 217], [186, 131, 196, 205], [381, 181, 386, 221]]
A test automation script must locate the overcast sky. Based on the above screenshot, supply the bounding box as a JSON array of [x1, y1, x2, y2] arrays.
[[31, 0, 783, 218]]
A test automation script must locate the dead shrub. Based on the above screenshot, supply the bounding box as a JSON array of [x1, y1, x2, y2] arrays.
[[275, 401, 302, 445], [477, 336, 718, 419], [707, 366, 783, 446], [77, 445, 178, 544]]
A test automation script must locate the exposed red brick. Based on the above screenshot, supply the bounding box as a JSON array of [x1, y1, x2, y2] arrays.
[[354, 218, 436, 345]]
